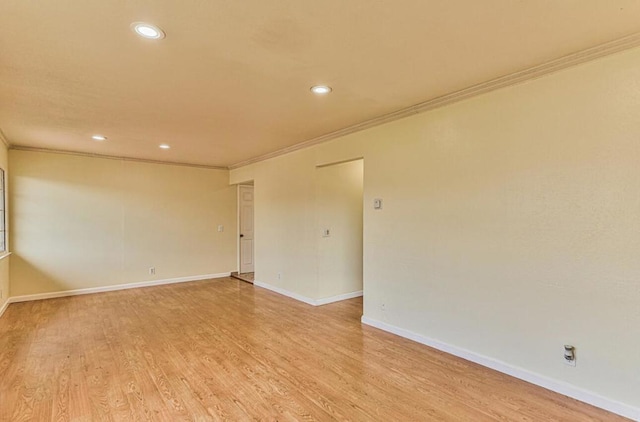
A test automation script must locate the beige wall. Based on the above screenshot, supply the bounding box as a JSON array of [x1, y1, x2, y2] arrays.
[[246, 152, 319, 298], [10, 150, 236, 296], [231, 47, 640, 410], [317, 160, 363, 299], [0, 140, 8, 311]]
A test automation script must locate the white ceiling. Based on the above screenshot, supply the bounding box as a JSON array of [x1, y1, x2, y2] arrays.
[[2, 1, 640, 168]]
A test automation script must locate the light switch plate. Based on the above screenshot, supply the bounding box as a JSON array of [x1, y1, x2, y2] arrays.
[[374, 198, 383, 209]]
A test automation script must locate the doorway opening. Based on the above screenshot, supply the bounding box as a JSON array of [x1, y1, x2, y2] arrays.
[[316, 158, 364, 306]]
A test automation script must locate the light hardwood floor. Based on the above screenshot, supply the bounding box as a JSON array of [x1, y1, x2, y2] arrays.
[[230, 272, 255, 284], [0, 278, 629, 421]]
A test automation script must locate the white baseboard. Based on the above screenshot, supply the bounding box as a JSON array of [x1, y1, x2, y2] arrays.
[[254, 281, 362, 307], [361, 316, 639, 421], [7, 272, 231, 304], [0, 299, 9, 319], [254, 281, 317, 305], [316, 290, 363, 306]]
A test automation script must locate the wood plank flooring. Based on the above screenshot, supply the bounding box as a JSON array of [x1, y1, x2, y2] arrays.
[[230, 272, 254, 284], [0, 278, 630, 421]]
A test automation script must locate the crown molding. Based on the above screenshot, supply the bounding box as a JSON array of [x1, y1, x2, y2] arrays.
[[0, 129, 11, 149], [229, 32, 640, 170], [9, 145, 227, 170]]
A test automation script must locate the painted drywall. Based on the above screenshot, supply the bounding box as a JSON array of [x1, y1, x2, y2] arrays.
[[317, 160, 363, 299], [0, 139, 8, 313], [10, 150, 236, 296], [231, 46, 640, 412], [252, 152, 319, 299]]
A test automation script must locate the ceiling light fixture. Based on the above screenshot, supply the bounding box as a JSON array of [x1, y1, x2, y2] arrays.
[[91, 135, 107, 141], [131, 22, 165, 39], [159, 144, 170, 149], [310, 85, 332, 95]]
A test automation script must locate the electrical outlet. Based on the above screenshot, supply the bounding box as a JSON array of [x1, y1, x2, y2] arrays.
[[217, 225, 224, 232], [149, 267, 156, 275]]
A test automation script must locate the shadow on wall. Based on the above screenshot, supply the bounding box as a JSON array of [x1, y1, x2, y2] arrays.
[[10, 254, 86, 297]]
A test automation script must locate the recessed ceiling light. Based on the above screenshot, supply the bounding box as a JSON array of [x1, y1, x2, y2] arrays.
[[91, 135, 107, 141], [310, 85, 332, 95], [131, 22, 165, 39], [159, 144, 170, 149]]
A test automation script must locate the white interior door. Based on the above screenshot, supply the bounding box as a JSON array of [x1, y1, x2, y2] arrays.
[[239, 185, 254, 273]]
